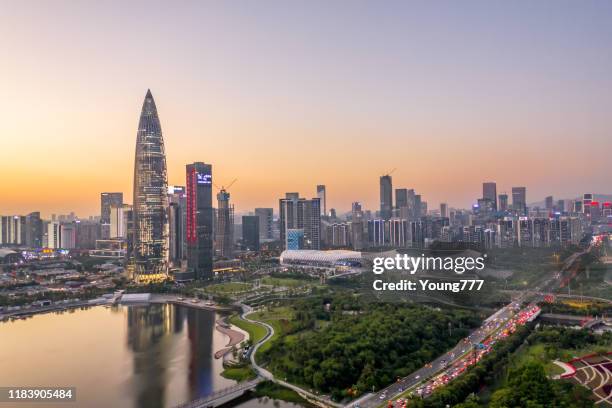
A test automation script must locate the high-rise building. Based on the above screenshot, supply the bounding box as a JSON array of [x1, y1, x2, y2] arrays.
[[602, 202, 612, 218], [326, 223, 351, 247], [476, 198, 495, 215], [414, 194, 422, 218], [482, 182, 497, 210], [395, 188, 408, 210], [286, 229, 304, 250], [255, 208, 273, 241], [47, 221, 61, 249], [60, 223, 77, 249], [440, 203, 448, 218], [556, 200, 566, 213], [110, 204, 131, 239], [167, 185, 186, 266], [279, 193, 321, 250], [351, 202, 365, 250], [574, 200, 583, 213], [496, 217, 517, 248], [131, 89, 169, 282], [25, 212, 43, 248], [0, 215, 25, 245], [545, 196, 554, 210], [316, 185, 327, 216], [215, 189, 234, 258], [75, 221, 100, 249], [100, 192, 123, 225], [498, 194, 509, 211], [186, 163, 214, 279], [367, 219, 408, 247], [242, 216, 260, 251], [512, 187, 527, 214], [583, 193, 593, 215], [590, 202, 601, 222], [380, 175, 393, 220]]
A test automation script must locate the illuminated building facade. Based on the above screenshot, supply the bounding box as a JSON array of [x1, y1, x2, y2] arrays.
[[186, 163, 213, 279], [130, 89, 169, 282], [100, 192, 123, 224]]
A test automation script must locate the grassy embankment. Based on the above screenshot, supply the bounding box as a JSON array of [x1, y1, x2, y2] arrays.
[[221, 365, 257, 382], [202, 282, 253, 295], [254, 381, 309, 404]]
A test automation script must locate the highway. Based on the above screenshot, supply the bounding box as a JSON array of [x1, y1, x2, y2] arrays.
[[354, 246, 588, 408], [353, 300, 528, 408]]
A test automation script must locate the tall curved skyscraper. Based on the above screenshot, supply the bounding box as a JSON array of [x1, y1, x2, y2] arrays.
[[131, 89, 169, 282]]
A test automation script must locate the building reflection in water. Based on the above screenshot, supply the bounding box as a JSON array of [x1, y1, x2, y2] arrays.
[[125, 304, 215, 408], [185, 306, 216, 401]]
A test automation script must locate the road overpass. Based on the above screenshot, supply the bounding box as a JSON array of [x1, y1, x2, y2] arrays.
[[174, 379, 262, 408]]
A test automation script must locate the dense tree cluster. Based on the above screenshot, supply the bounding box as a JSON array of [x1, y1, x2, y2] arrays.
[[544, 301, 612, 317], [530, 327, 612, 351], [437, 327, 607, 407], [489, 362, 593, 408], [405, 325, 599, 408], [263, 297, 480, 400]]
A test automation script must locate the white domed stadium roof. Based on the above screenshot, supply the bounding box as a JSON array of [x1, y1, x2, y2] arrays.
[[0, 248, 17, 259], [280, 250, 362, 267]]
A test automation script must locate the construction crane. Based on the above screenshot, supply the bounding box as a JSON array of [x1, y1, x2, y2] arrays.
[[383, 168, 396, 177], [213, 178, 238, 192]]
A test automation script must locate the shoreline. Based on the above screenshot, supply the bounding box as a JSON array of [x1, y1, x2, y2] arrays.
[[0, 292, 234, 322], [214, 318, 246, 359]]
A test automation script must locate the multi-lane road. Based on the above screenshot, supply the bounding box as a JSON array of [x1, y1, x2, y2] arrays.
[[353, 299, 530, 408], [353, 246, 590, 408]]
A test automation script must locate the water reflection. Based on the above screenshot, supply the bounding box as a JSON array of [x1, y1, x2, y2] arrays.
[[0, 304, 232, 408]]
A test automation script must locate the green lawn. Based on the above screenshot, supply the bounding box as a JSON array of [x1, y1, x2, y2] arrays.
[[249, 307, 294, 354], [229, 314, 268, 345], [203, 282, 252, 294], [221, 365, 257, 382], [260, 277, 309, 288], [510, 343, 564, 376], [254, 381, 309, 404]]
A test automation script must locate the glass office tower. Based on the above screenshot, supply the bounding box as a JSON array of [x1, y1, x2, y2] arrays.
[[131, 89, 169, 282]]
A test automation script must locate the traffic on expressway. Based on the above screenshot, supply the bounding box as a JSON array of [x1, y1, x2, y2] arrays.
[[353, 246, 588, 408]]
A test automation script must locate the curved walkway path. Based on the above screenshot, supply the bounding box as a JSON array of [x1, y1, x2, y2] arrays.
[[214, 318, 245, 359], [237, 303, 342, 408], [552, 360, 576, 379]]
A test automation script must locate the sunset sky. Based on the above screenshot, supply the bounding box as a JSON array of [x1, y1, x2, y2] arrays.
[[1, 1, 611, 218]]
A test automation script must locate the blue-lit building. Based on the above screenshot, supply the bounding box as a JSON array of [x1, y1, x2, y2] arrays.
[[286, 229, 304, 250]]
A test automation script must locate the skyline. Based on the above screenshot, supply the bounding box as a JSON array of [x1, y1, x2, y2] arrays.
[[2, 1, 612, 217]]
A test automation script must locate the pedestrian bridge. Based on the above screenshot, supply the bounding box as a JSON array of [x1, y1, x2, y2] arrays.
[[175, 378, 263, 408]]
